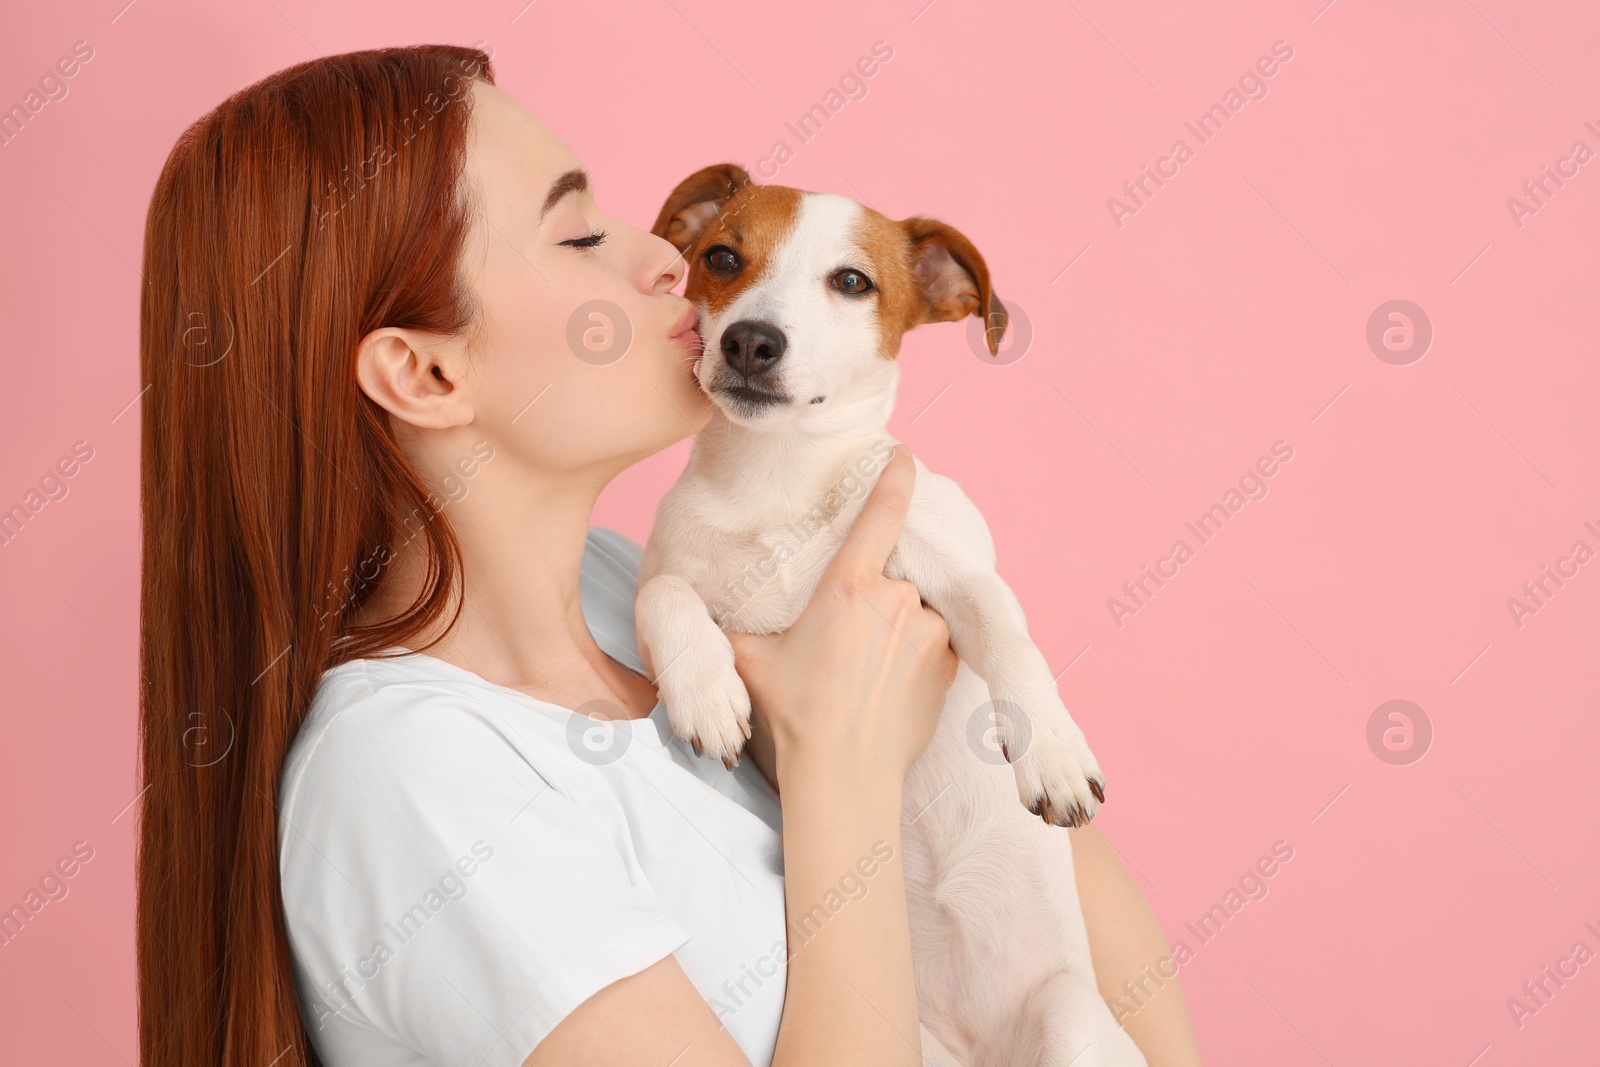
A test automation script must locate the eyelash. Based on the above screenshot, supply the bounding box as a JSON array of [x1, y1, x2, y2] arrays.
[[561, 228, 609, 249]]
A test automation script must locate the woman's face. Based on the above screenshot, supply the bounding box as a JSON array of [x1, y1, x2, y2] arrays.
[[448, 81, 714, 477]]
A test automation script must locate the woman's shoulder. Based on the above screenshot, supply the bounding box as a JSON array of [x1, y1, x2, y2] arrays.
[[276, 658, 520, 843]]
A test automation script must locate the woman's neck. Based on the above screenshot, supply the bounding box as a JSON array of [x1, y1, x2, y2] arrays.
[[354, 455, 655, 717]]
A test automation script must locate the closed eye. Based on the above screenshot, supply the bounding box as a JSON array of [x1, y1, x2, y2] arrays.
[[560, 228, 609, 249]]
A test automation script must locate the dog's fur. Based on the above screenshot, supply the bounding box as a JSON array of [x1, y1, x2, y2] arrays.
[[635, 164, 1145, 1066]]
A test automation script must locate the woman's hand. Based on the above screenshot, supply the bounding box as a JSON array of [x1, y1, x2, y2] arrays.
[[720, 445, 953, 1066], [724, 445, 958, 798]]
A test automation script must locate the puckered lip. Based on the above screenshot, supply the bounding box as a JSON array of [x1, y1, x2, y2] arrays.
[[669, 304, 699, 338]]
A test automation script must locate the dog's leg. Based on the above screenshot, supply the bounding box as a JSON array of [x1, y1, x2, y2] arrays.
[[950, 568, 1105, 827], [887, 524, 1105, 827], [635, 572, 752, 768]]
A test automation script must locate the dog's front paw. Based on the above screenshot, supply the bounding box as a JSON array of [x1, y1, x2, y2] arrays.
[[1001, 699, 1106, 828], [656, 641, 752, 770]]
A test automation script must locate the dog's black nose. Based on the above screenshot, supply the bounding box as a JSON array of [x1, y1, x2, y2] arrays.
[[720, 320, 787, 379]]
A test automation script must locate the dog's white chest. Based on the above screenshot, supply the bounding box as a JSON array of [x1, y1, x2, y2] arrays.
[[698, 518, 848, 636]]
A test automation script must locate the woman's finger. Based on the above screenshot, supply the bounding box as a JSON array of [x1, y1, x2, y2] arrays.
[[823, 445, 914, 585]]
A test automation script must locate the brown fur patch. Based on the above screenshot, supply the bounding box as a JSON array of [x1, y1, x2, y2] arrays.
[[848, 207, 925, 360], [684, 184, 805, 319]]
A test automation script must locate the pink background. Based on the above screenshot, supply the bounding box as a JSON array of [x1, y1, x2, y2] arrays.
[[3, 0, 1597, 1063]]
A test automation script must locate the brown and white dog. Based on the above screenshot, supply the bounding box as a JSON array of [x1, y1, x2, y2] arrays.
[[635, 164, 1145, 1067]]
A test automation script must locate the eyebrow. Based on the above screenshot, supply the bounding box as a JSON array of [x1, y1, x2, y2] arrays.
[[539, 167, 589, 222]]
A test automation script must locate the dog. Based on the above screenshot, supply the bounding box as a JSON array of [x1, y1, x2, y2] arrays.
[[634, 163, 1146, 1067]]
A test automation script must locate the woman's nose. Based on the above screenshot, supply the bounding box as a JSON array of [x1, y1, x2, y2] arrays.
[[629, 221, 687, 293], [654, 243, 688, 294]]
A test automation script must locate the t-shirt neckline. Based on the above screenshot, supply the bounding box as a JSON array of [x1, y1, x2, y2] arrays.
[[379, 646, 673, 749]]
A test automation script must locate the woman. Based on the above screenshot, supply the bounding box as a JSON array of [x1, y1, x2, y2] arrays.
[[136, 45, 1202, 1067]]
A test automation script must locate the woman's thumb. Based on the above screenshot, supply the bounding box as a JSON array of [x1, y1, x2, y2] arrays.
[[827, 444, 914, 583]]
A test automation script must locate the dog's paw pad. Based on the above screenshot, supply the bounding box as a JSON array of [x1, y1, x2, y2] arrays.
[[1011, 723, 1106, 828], [657, 643, 751, 767]]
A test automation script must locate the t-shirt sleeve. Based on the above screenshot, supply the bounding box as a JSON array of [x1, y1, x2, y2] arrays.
[[279, 684, 692, 1067]]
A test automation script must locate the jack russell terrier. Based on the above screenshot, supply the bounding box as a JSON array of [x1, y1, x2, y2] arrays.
[[635, 163, 1146, 1067]]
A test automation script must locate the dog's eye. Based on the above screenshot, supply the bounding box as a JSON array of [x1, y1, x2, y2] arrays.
[[831, 268, 873, 295], [704, 245, 742, 274]]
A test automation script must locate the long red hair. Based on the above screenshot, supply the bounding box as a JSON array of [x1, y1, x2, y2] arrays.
[[137, 44, 493, 1066]]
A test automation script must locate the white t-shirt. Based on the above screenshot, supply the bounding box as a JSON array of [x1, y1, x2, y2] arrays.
[[277, 527, 788, 1067]]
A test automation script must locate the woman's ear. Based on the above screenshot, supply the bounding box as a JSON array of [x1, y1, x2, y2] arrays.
[[354, 327, 475, 430]]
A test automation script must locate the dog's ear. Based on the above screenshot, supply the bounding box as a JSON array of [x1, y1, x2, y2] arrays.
[[902, 217, 1008, 357], [651, 163, 754, 254]]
